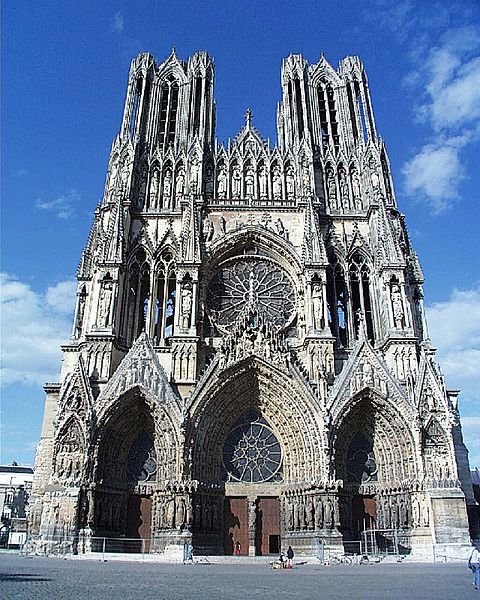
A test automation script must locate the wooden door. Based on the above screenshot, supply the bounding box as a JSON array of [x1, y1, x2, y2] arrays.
[[127, 494, 152, 550], [352, 495, 376, 536], [257, 497, 280, 555], [224, 497, 248, 555]]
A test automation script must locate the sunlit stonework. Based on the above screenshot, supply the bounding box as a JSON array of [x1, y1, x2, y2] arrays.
[[30, 50, 477, 558]]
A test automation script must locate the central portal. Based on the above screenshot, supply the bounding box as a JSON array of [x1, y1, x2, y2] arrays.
[[223, 496, 280, 556]]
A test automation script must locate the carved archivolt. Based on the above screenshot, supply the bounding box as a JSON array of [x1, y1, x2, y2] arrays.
[[188, 356, 326, 484]]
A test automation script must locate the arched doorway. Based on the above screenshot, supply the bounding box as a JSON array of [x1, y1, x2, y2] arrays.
[[333, 392, 417, 541], [93, 393, 157, 550]]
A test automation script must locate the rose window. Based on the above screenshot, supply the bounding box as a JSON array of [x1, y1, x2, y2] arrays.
[[206, 256, 295, 332], [223, 412, 282, 483]]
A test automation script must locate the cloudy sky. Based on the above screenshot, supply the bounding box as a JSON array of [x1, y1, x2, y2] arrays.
[[2, 1, 479, 467]]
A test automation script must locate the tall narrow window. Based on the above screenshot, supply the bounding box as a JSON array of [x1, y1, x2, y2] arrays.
[[158, 83, 169, 147], [129, 79, 141, 138], [354, 80, 368, 142], [124, 249, 150, 345], [349, 253, 374, 342], [294, 78, 304, 139], [167, 82, 179, 146], [193, 77, 203, 135], [327, 86, 339, 152], [317, 84, 329, 148], [380, 149, 392, 201], [346, 82, 358, 144], [158, 79, 179, 150], [326, 260, 349, 347], [288, 81, 294, 135], [362, 72, 375, 136]]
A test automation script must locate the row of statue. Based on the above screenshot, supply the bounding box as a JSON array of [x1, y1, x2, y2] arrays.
[[376, 493, 430, 529], [286, 496, 336, 531], [95, 493, 124, 532]]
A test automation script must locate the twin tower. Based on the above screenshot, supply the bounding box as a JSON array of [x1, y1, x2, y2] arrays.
[[30, 50, 476, 559]]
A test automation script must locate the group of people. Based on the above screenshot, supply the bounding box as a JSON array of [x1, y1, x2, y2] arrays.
[[274, 546, 295, 569]]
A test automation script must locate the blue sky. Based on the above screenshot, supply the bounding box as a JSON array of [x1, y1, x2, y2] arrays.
[[1, 1, 479, 467]]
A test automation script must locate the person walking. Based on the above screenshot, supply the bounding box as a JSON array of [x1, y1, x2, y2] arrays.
[[469, 542, 480, 590], [287, 545, 294, 569]]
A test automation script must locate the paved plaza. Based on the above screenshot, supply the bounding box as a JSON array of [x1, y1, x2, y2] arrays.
[[0, 553, 476, 599]]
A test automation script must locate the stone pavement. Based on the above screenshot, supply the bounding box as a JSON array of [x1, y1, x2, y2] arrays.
[[0, 553, 476, 599]]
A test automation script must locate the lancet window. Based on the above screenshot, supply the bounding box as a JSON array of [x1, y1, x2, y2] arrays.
[[125, 249, 150, 345], [317, 81, 339, 153], [349, 252, 375, 342], [158, 78, 179, 150], [326, 259, 349, 347], [346, 81, 359, 144], [152, 250, 177, 345]]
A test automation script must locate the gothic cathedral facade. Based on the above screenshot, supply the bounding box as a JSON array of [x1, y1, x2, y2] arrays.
[[30, 50, 477, 557]]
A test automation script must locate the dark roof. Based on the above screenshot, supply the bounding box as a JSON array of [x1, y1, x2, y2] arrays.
[[0, 466, 34, 474]]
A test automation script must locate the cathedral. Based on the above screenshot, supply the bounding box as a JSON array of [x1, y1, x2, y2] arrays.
[[30, 50, 477, 558]]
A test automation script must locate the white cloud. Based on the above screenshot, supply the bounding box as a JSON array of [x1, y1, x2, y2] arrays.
[[426, 286, 480, 402], [111, 12, 124, 34], [0, 273, 75, 386], [402, 137, 465, 213], [402, 24, 480, 213], [426, 287, 480, 467], [35, 189, 80, 219]]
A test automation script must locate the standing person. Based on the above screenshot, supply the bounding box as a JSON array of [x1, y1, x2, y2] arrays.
[[287, 545, 294, 569], [469, 542, 480, 590], [233, 540, 241, 556]]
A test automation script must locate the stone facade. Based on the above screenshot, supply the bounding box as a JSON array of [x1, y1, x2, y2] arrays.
[[30, 50, 477, 557]]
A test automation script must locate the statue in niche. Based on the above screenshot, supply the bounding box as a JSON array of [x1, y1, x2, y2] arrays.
[[351, 169, 361, 208], [306, 497, 315, 529], [162, 170, 172, 206], [248, 501, 256, 529], [205, 165, 214, 197], [180, 283, 193, 330], [272, 166, 282, 199], [175, 168, 185, 198], [203, 217, 214, 242], [315, 497, 323, 529], [302, 165, 311, 194], [149, 170, 160, 208], [369, 157, 380, 192], [232, 166, 241, 198], [288, 502, 294, 530], [411, 495, 420, 527], [190, 159, 200, 193], [76, 291, 86, 335], [98, 282, 113, 327], [245, 167, 254, 198], [312, 283, 324, 331], [324, 497, 333, 529], [327, 169, 337, 210], [166, 498, 175, 528], [339, 170, 349, 209], [259, 166, 268, 198], [286, 167, 295, 198], [137, 169, 147, 209], [421, 499, 429, 526], [425, 386, 436, 412], [176, 497, 185, 528], [391, 284, 404, 329], [217, 166, 227, 198]]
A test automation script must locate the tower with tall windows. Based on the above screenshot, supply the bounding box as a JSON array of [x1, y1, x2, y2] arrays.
[[30, 50, 476, 558]]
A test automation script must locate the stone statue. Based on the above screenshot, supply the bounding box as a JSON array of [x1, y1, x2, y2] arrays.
[[176, 497, 185, 528], [425, 386, 436, 412], [339, 170, 349, 208], [306, 497, 315, 529], [162, 169, 172, 206], [175, 168, 185, 198], [327, 169, 337, 210], [351, 169, 361, 207], [288, 502, 294, 530], [232, 166, 241, 198], [190, 159, 200, 193], [369, 157, 380, 192], [180, 284, 193, 329], [324, 497, 333, 529], [245, 167, 254, 198], [203, 217, 214, 242], [149, 169, 160, 209], [391, 284, 404, 329], [259, 166, 268, 198], [315, 497, 323, 529], [272, 166, 282, 199], [217, 166, 227, 198], [219, 215, 226, 234], [98, 283, 112, 327], [286, 167, 295, 198], [275, 217, 286, 238], [312, 283, 323, 331], [302, 165, 311, 194], [76, 291, 86, 335]]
